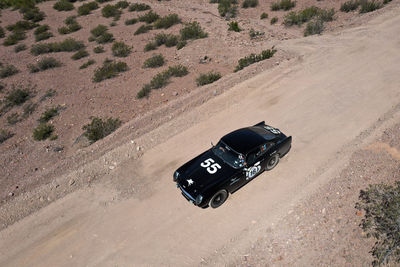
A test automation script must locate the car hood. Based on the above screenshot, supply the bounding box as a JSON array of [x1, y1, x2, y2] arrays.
[[177, 149, 237, 196]]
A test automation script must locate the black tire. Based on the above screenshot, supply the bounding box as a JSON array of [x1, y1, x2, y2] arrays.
[[266, 154, 279, 171], [209, 189, 228, 209]]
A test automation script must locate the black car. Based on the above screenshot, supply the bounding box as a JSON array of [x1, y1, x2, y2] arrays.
[[173, 121, 292, 208]]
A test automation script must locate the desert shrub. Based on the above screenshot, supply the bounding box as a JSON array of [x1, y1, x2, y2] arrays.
[[143, 54, 165, 68], [138, 10, 159, 23], [144, 41, 157, 51], [110, 21, 117, 27], [79, 59, 95, 69], [22, 101, 37, 118], [242, 0, 258, 8], [96, 0, 113, 3], [383, 0, 392, 4], [167, 65, 188, 77], [3, 30, 26, 46], [271, 0, 295, 11], [38, 106, 60, 122], [34, 24, 49, 35], [249, 28, 264, 38], [154, 33, 179, 47], [128, 3, 150, 11], [28, 57, 62, 72], [356, 182, 400, 266], [7, 113, 20, 125], [40, 89, 57, 101], [218, 0, 238, 18], [284, 6, 333, 26], [115, 0, 129, 9], [196, 71, 221, 86], [35, 31, 53, 42], [33, 123, 54, 141], [31, 38, 84, 55], [0, 129, 14, 144], [340, 0, 360, 12], [260, 12, 268, 19], [136, 84, 151, 99], [149, 71, 170, 89], [180, 21, 208, 40], [0, 65, 19, 78], [96, 32, 114, 43], [5, 86, 31, 106], [304, 19, 324, 36], [112, 41, 131, 57], [234, 48, 276, 72], [82, 117, 121, 143], [58, 16, 81, 34], [78, 1, 98, 15], [101, 4, 121, 19], [176, 40, 187, 50], [359, 0, 382, 13], [22, 7, 45, 22], [53, 0, 74, 11], [270, 16, 278, 24], [125, 18, 138, 25], [14, 43, 27, 52], [0, 82, 5, 92], [93, 45, 104, 53], [91, 24, 107, 37], [93, 59, 128, 82], [71, 49, 89, 60], [154, 14, 181, 29], [228, 21, 241, 32], [0, 27, 4, 38], [134, 24, 152, 35], [6, 20, 38, 31]]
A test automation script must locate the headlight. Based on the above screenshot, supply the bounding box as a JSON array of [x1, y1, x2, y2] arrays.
[[195, 195, 203, 205], [173, 171, 179, 182]]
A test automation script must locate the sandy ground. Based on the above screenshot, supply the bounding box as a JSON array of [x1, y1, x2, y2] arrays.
[[0, 1, 400, 266]]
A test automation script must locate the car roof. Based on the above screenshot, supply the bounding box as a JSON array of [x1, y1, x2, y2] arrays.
[[221, 126, 274, 154]]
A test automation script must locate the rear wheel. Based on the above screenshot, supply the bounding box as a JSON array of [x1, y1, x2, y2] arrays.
[[209, 189, 228, 208], [266, 154, 279, 171]]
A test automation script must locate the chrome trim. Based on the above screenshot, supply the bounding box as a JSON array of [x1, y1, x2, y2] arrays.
[[178, 185, 195, 202]]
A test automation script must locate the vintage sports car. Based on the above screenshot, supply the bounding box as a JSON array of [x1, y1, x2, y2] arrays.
[[173, 121, 292, 208]]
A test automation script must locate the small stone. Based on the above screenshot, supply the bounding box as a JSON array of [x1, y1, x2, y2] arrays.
[[47, 197, 51, 201], [39, 196, 44, 202], [109, 165, 115, 170], [69, 179, 75, 186], [321, 208, 326, 214], [172, 91, 178, 96], [8, 192, 14, 197], [136, 146, 141, 151]]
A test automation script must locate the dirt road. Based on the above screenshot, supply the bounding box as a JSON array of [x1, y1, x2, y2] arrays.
[[1, 5, 400, 267]]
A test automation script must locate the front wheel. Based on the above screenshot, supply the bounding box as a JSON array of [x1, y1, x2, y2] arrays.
[[266, 154, 279, 171], [209, 189, 228, 208]]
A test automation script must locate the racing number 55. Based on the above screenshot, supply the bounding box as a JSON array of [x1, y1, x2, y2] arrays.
[[200, 158, 221, 174]]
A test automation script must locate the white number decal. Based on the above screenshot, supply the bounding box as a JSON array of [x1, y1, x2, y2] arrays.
[[264, 125, 281, 135], [245, 162, 261, 180], [201, 158, 221, 174]]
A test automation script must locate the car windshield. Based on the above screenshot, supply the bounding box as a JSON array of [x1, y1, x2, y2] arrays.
[[212, 141, 244, 169]]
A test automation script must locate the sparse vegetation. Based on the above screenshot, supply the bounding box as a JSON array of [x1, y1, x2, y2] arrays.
[[0, 27, 4, 38], [196, 71, 221, 86], [31, 38, 85, 55], [260, 12, 268, 19], [360, 0, 382, 13], [128, 3, 151, 11], [7, 112, 20, 125], [101, 4, 121, 20], [3, 30, 27, 46], [242, 0, 258, 8], [143, 54, 165, 68], [82, 116, 122, 143], [93, 45, 105, 53], [93, 59, 128, 82], [0, 129, 14, 144], [71, 49, 89, 60], [125, 18, 138, 25], [154, 14, 181, 29], [34, 24, 53, 42], [138, 10, 159, 24], [154, 33, 179, 47], [115, 0, 129, 9], [271, 0, 296, 11], [96, 32, 114, 44], [14, 43, 27, 53], [284, 7, 334, 26], [180, 21, 208, 40], [4, 85, 32, 107], [217, 0, 238, 18], [22, 7, 45, 22], [138, 65, 188, 98], [134, 24, 153, 35], [356, 182, 400, 266], [22, 101, 37, 118], [6, 20, 38, 32], [38, 106, 60, 123], [79, 59, 95, 69], [111, 41, 131, 57], [304, 19, 324, 36], [33, 123, 54, 141], [249, 28, 264, 39], [271, 17, 278, 24], [234, 48, 277, 72], [58, 16, 81, 34], [40, 89, 57, 102], [228, 21, 241, 32], [0, 64, 19, 78], [28, 57, 62, 72], [340, 0, 360, 12], [90, 24, 107, 37], [144, 42, 157, 51], [53, 0, 74, 11], [77, 1, 99, 16]]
